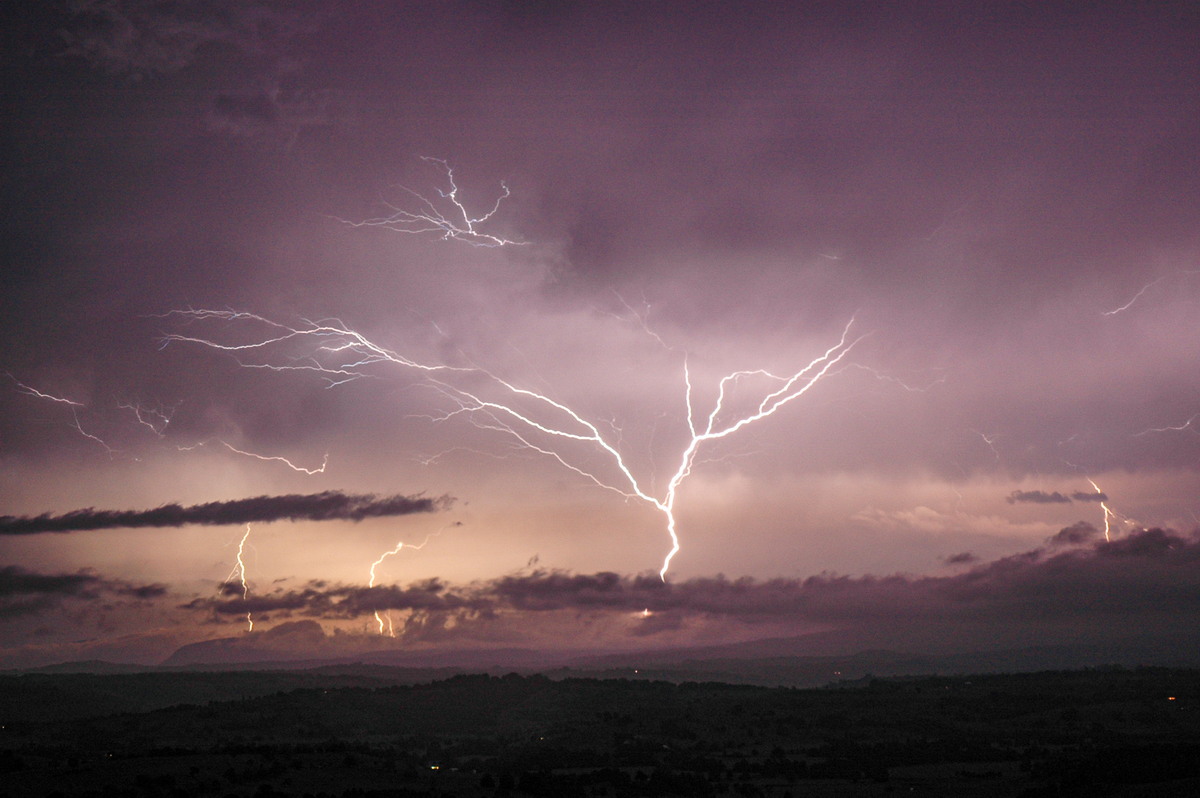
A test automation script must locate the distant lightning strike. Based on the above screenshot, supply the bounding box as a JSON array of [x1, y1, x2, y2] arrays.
[[224, 524, 254, 632], [1103, 276, 1168, 316], [1063, 458, 1138, 543], [367, 527, 451, 637], [163, 311, 860, 579], [972, 430, 1001, 462], [336, 157, 523, 248], [1134, 414, 1199, 436], [1103, 269, 1199, 316], [1083, 477, 1144, 542], [368, 541, 405, 636], [1086, 479, 1116, 542]]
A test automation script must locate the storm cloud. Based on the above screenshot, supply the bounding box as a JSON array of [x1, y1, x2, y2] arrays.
[[188, 527, 1200, 652], [0, 491, 451, 535], [1006, 490, 1072, 505], [0, 566, 165, 619]]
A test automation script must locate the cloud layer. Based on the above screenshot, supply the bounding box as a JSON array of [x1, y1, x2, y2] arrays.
[[0, 491, 451, 535], [0, 565, 164, 619], [178, 526, 1200, 651]]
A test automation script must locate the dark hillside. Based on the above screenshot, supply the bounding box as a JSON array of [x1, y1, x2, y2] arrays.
[[2, 668, 1198, 797]]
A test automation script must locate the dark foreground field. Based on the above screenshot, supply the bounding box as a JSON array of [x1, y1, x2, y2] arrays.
[[2, 667, 1198, 797]]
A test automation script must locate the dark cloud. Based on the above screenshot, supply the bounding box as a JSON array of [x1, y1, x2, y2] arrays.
[[187, 529, 1200, 648], [1006, 490, 1072, 504], [1049, 521, 1100, 546], [0, 491, 451, 535], [206, 86, 339, 148], [944, 552, 978, 565], [1072, 491, 1109, 502], [212, 91, 278, 125], [1099, 527, 1195, 559], [0, 566, 165, 619], [186, 578, 486, 619], [58, 0, 317, 78], [4, 2, 1199, 666]]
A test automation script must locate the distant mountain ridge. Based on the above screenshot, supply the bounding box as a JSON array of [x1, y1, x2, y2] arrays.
[[14, 628, 1199, 689]]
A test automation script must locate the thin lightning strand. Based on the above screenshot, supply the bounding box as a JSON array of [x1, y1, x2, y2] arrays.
[[174, 438, 330, 474], [9, 378, 116, 455], [220, 441, 329, 475], [1133, 414, 1199, 436], [10, 379, 84, 407], [117, 401, 176, 437], [335, 157, 523, 248], [163, 311, 860, 579], [1103, 269, 1200, 316], [223, 524, 254, 632], [972, 430, 1001, 462], [1103, 276, 1168, 316]]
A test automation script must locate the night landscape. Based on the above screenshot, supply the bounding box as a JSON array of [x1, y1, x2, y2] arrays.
[[3, 2, 1200, 795]]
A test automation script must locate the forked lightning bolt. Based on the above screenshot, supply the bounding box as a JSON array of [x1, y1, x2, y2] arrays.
[[336, 157, 523, 248], [367, 526, 452, 636], [162, 310, 860, 579], [9, 377, 116, 455], [117, 401, 176, 436], [1084, 477, 1142, 542]]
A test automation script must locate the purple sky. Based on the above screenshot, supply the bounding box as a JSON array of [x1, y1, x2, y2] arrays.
[[2, 2, 1199, 668]]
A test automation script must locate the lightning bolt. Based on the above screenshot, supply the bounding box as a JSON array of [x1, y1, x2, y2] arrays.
[[219, 441, 329, 475], [1085, 478, 1115, 542], [223, 524, 254, 632], [174, 438, 329, 474], [1103, 269, 1200, 316], [367, 523, 458, 636], [1133, 414, 1199, 436], [9, 377, 117, 455], [972, 430, 1001, 462], [1082, 477, 1143, 542], [117, 401, 176, 437], [162, 310, 860, 579], [335, 157, 523, 248]]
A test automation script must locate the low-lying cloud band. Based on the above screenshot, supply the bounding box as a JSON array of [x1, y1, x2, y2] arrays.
[[0, 491, 451, 535]]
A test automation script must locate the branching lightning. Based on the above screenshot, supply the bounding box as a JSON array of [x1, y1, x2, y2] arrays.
[[162, 310, 861, 579], [1081, 477, 1145, 542], [336, 157, 523, 248], [117, 401, 176, 437], [366, 524, 456, 636], [9, 377, 116, 455]]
